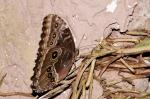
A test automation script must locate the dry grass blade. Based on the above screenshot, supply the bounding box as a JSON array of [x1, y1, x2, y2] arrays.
[[127, 30, 150, 36], [76, 83, 82, 98], [98, 55, 122, 77], [109, 90, 140, 97], [0, 92, 33, 97], [88, 74, 93, 99], [81, 79, 86, 99], [95, 56, 149, 69], [116, 38, 150, 55], [120, 58, 135, 73], [135, 69, 150, 75], [72, 57, 95, 99], [86, 59, 96, 87], [39, 78, 75, 99], [109, 38, 140, 43]]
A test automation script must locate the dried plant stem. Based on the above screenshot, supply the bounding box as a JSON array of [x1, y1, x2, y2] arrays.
[[72, 57, 95, 99], [74, 79, 86, 99], [65, 69, 77, 80], [86, 59, 96, 87], [116, 38, 150, 55], [110, 38, 140, 43], [68, 64, 79, 77], [136, 69, 150, 75], [106, 79, 123, 87], [127, 30, 150, 36], [120, 58, 135, 73], [88, 74, 93, 99], [76, 83, 82, 98], [98, 55, 122, 77], [0, 92, 33, 97], [106, 75, 144, 87], [39, 78, 75, 99], [120, 69, 150, 75], [105, 90, 140, 97], [101, 62, 149, 69], [81, 79, 86, 99]]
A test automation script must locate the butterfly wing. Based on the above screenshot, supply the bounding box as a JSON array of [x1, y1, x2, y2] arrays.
[[31, 14, 76, 94]]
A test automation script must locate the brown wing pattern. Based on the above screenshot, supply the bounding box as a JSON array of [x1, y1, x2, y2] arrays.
[[31, 14, 76, 94]]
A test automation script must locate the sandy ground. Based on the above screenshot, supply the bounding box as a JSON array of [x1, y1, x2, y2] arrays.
[[0, 0, 149, 99]]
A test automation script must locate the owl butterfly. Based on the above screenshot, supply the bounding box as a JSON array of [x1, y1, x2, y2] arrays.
[[31, 14, 78, 96]]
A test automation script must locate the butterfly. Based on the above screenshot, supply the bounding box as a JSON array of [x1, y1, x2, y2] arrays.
[[31, 14, 78, 96]]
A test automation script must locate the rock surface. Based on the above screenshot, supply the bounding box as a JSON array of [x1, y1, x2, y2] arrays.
[[0, 0, 149, 98]]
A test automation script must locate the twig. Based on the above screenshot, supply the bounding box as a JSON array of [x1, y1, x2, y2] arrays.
[[72, 57, 95, 99], [39, 78, 75, 99], [104, 90, 140, 97], [120, 58, 135, 73], [86, 59, 96, 87], [109, 38, 140, 44], [98, 55, 122, 77], [76, 83, 82, 98], [0, 92, 33, 97], [81, 79, 86, 99], [88, 74, 93, 99]]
